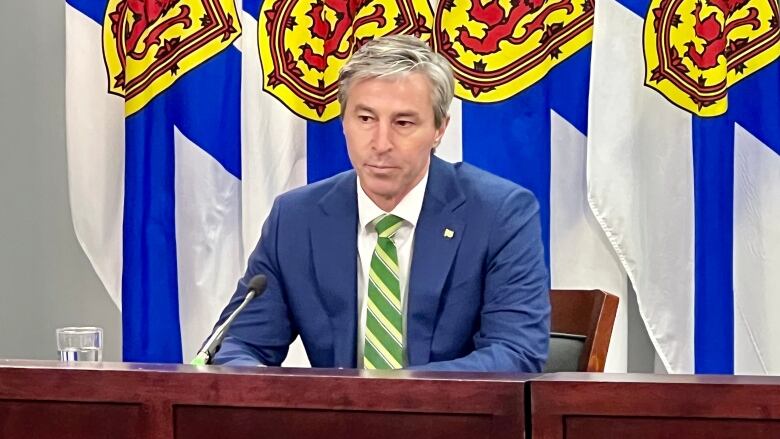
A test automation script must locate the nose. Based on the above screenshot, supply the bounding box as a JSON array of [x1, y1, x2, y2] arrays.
[[372, 120, 393, 153]]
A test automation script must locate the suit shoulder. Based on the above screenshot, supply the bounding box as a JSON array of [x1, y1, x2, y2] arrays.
[[452, 161, 538, 209], [275, 169, 355, 210]]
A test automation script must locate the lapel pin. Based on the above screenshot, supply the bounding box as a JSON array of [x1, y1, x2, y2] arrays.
[[443, 228, 454, 239]]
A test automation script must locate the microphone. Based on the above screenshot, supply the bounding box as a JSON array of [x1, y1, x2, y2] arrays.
[[191, 274, 268, 365]]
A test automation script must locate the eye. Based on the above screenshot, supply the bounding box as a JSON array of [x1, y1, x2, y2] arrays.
[[396, 120, 414, 127], [357, 115, 373, 122]]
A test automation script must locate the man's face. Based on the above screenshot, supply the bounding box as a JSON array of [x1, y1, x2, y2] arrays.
[[342, 72, 448, 210]]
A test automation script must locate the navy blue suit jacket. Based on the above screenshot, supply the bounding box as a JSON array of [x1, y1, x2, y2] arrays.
[[212, 156, 550, 372]]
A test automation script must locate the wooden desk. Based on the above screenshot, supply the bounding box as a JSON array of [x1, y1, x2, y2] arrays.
[[530, 372, 780, 438], [0, 360, 529, 439]]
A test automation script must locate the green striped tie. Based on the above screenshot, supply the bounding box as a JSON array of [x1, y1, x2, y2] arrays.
[[364, 214, 404, 369]]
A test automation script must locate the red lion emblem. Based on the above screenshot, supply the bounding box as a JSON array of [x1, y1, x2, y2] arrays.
[[259, 0, 433, 120], [431, 0, 595, 102], [300, 0, 388, 71], [103, 0, 241, 115], [645, 0, 778, 115]]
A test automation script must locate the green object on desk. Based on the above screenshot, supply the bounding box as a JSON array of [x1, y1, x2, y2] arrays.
[[190, 352, 208, 366]]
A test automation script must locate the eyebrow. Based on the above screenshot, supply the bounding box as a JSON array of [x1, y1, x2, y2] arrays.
[[353, 104, 420, 118], [394, 111, 420, 119], [353, 104, 376, 114]]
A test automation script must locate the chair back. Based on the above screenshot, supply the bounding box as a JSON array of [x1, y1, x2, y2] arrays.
[[544, 289, 619, 372]]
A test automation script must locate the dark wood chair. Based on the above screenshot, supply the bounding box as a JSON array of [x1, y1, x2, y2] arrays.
[[543, 289, 619, 372]]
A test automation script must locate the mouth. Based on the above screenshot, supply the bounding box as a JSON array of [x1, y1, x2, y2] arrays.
[[365, 164, 397, 172]]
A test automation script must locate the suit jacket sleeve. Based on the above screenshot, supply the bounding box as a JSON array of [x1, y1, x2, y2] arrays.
[[410, 188, 550, 372], [210, 197, 298, 366]]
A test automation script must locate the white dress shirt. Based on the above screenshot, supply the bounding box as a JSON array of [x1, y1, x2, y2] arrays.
[[355, 171, 429, 368]]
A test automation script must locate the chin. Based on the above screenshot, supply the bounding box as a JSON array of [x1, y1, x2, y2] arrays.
[[362, 181, 397, 198]]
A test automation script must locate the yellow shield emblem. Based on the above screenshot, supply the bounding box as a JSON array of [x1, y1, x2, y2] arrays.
[[645, 0, 780, 116], [431, 0, 595, 102], [258, 0, 435, 122], [103, 0, 242, 116]]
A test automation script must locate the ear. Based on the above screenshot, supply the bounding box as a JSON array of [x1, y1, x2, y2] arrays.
[[433, 115, 450, 146]]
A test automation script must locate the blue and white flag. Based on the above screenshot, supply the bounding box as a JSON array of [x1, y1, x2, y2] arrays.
[[66, 0, 245, 362], [67, 0, 628, 368], [588, 0, 779, 373]]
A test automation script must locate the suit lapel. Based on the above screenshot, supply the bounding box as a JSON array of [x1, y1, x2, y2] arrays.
[[311, 173, 358, 367], [407, 156, 466, 366]]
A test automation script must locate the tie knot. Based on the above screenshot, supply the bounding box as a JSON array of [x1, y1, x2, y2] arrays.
[[374, 214, 404, 238]]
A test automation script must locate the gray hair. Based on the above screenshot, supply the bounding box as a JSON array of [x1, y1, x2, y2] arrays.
[[338, 35, 455, 129]]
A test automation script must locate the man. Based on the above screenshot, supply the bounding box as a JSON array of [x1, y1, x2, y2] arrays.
[[210, 35, 550, 372]]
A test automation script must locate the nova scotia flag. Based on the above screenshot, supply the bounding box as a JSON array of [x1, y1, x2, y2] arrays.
[[588, 0, 780, 373], [66, 0, 244, 362]]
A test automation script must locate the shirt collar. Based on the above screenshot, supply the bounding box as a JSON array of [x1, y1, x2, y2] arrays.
[[357, 169, 429, 231]]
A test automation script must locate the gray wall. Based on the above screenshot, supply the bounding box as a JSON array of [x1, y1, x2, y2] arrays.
[[0, 0, 122, 361], [0, 0, 654, 369], [627, 282, 657, 372]]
